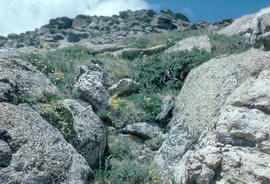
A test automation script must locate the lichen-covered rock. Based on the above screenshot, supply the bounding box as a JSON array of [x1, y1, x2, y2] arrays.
[[61, 99, 106, 168], [165, 35, 212, 53], [218, 6, 270, 39], [122, 122, 162, 140], [0, 139, 12, 168], [251, 12, 270, 50], [0, 58, 59, 103], [74, 62, 110, 110], [218, 14, 255, 36], [155, 96, 174, 125], [112, 44, 166, 59], [0, 103, 91, 184], [216, 70, 270, 151], [108, 78, 139, 96], [154, 49, 270, 183], [186, 71, 270, 184]]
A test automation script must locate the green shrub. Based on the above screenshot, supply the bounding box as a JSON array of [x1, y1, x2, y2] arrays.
[[108, 160, 151, 184], [97, 108, 114, 126], [18, 46, 94, 97], [18, 92, 38, 104], [109, 139, 132, 160], [125, 93, 162, 122], [130, 48, 212, 92], [209, 34, 251, 55]]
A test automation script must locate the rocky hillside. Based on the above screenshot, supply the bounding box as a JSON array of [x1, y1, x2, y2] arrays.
[[0, 8, 231, 49], [0, 7, 269, 184]]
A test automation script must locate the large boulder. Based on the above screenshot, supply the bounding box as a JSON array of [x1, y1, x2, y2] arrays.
[[74, 61, 110, 110], [154, 49, 270, 183], [0, 58, 59, 103], [218, 14, 255, 36], [0, 103, 91, 184], [165, 35, 212, 53], [218, 7, 270, 38], [186, 70, 270, 184], [61, 99, 106, 169]]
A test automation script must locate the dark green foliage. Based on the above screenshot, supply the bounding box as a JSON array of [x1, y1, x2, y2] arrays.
[[39, 91, 60, 103], [130, 48, 212, 92], [108, 160, 151, 184], [97, 108, 114, 126], [125, 93, 162, 122], [18, 92, 38, 104], [109, 139, 132, 160]]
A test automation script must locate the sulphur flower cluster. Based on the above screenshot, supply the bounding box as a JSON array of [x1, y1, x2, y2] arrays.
[[145, 169, 168, 184], [43, 43, 51, 49], [97, 51, 110, 57], [48, 71, 64, 80], [109, 94, 127, 111]]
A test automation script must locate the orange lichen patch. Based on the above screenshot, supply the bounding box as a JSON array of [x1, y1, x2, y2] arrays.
[[128, 134, 136, 142]]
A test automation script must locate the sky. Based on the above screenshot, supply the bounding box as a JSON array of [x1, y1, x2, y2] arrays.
[[0, 0, 270, 36]]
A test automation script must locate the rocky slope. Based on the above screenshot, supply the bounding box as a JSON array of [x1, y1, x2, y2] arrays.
[[0, 6, 270, 184], [0, 8, 230, 49]]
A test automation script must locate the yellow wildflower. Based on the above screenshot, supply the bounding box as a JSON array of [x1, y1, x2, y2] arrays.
[[43, 43, 51, 49]]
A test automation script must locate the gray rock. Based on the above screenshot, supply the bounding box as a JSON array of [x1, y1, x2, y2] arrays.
[[165, 35, 212, 53], [86, 43, 123, 55], [0, 103, 91, 184], [0, 140, 12, 167], [218, 14, 255, 36], [48, 17, 73, 29], [191, 20, 211, 30], [72, 15, 91, 28], [122, 122, 162, 140], [175, 12, 190, 22], [155, 96, 174, 125], [151, 14, 177, 30], [112, 44, 166, 59], [74, 63, 110, 110], [251, 13, 270, 50], [108, 78, 139, 96], [0, 36, 7, 47], [61, 99, 106, 169], [216, 70, 270, 150], [0, 58, 59, 103], [218, 7, 270, 38], [154, 49, 270, 182]]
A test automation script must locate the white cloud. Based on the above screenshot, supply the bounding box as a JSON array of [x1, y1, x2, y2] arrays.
[[0, 0, 150, 36]]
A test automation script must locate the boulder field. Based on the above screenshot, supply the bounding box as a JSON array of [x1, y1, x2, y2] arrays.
[[1, 6, 270, 184]]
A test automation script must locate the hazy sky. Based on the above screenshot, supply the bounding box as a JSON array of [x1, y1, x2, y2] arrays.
[[0, 0, 270, 36]]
